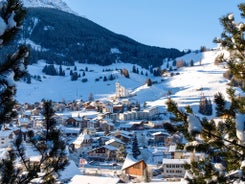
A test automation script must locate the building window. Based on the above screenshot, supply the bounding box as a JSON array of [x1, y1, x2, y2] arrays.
[[133, 164, 140, 169]]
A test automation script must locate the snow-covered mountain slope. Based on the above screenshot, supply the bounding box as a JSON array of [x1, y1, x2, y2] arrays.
[[16, 50, 230, 117], [21, 0, 76, 14]]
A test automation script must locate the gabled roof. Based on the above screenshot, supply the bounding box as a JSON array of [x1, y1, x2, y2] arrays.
[[121, 154, 146, 170], [105, 138, 125, 145], [0, 130, 12, 137], [88, 145, 118, 153]]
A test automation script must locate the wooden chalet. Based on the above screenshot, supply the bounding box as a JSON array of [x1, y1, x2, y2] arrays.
[[113, 131, 132, 143], [87, 145, 118, 161], [122, 155, 147, 177]]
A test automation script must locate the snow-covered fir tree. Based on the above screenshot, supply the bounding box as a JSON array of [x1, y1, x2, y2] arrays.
[[0, 1, 68, 183], [166, 3, 245, 183]]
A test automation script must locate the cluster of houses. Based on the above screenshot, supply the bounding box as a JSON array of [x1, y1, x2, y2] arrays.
[[0, 83, 203, 183]]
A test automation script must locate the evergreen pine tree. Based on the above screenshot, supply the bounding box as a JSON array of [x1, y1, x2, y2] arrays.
[[163, 3, 245, 182], [165, 3, 245, 179], [132, 134, 141, 159], [0, 1, 68, 183], [145, 78, 152, 86], [214, 4, 245, 90], [116, 145, 127, 162], [214, 92, 226, 116], [190, 59, 194, 66], [0, 0, 29, 124]]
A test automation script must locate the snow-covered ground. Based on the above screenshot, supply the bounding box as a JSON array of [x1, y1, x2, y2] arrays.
[[16, 50, 229, 116]]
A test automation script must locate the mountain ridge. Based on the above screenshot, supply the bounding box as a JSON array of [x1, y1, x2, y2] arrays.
[[21, 0, 76, 14], [5, 7, 184, 68]]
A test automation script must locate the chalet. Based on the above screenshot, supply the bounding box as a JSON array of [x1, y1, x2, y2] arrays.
[[32, 117, 44, 128], [129, 121, 144, 130], [146, 121, 164, 129], [22, 110, 32, 119], [113, 104, 124, 113], [152, 131, 169, 146], [65, 117, 77, 127], [99, 119, 114, 132], [53, 102, 66, 112], [17, 118, 31, 128], [102, 104, 113, 113], [61, 127, 80, 137], [72, 133, 93, 154], [87, 145, 118, 161], [0, 130, 14, 148], [105, 138, 125, 148], [119, 123, 133, 131], [85, 104, 96, 111], [165, 132, 184, 146], [87, 120, 100, 130], [113, 130, 132, 143], [119, 121, 144, 131], [121, 155, 148, 178], [31, 107, 42, 116]]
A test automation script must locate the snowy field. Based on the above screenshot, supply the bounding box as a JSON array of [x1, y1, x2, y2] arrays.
[[16, 50, 229, 116]]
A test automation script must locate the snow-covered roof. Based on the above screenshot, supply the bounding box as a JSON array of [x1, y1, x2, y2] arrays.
[[162, 158, 190, 165], [18, 118, 31, 123], [103, 145, 118, 151], [105, 138, 125, 145], [69, 175, 119, 184], [30, 155, 42, 162], [121, 154, 145, 170], [59, 160, 81, 181], [129, 121, 142, 125], [0, 130, 12, 137], [61, 127, 80, 134], [119, 130, 133, 136], [152, 131, 169, 136], [72, 133, 91, 145]]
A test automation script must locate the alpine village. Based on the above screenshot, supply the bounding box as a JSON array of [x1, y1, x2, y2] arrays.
[[1, 0, 245, 184]]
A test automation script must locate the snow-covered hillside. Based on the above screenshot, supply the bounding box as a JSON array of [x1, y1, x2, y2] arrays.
[[16, 50, 229, 116], [21, 0, 75, 14]]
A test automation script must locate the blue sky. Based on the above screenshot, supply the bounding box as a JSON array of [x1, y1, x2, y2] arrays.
[[63, 0, 244, 51]]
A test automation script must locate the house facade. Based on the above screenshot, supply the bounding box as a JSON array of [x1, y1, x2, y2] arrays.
[[87, 145, 118, 161], [0, 130, 14, 148], [122, 160, 147, 177], [162, 158, 189, 178]]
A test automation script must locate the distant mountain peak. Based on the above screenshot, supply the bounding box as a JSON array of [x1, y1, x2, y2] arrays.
[[21, 0, 76, 14]]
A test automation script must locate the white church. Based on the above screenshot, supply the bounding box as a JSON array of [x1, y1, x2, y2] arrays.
[[115, 82, 130, 98]]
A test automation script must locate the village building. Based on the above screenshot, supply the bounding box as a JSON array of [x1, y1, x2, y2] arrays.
[[87, 145, 118, 161], [121, 154, 148, 181], [113, 130, 132, 143], [162, 158, 189, 178], [105, 138, 125, 148], [0, 129, 14, 148], [151, 131, 170, 146], [115, 82, 130, 98], [17, 118, 31, 128], [71, 133, 93, 155]]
